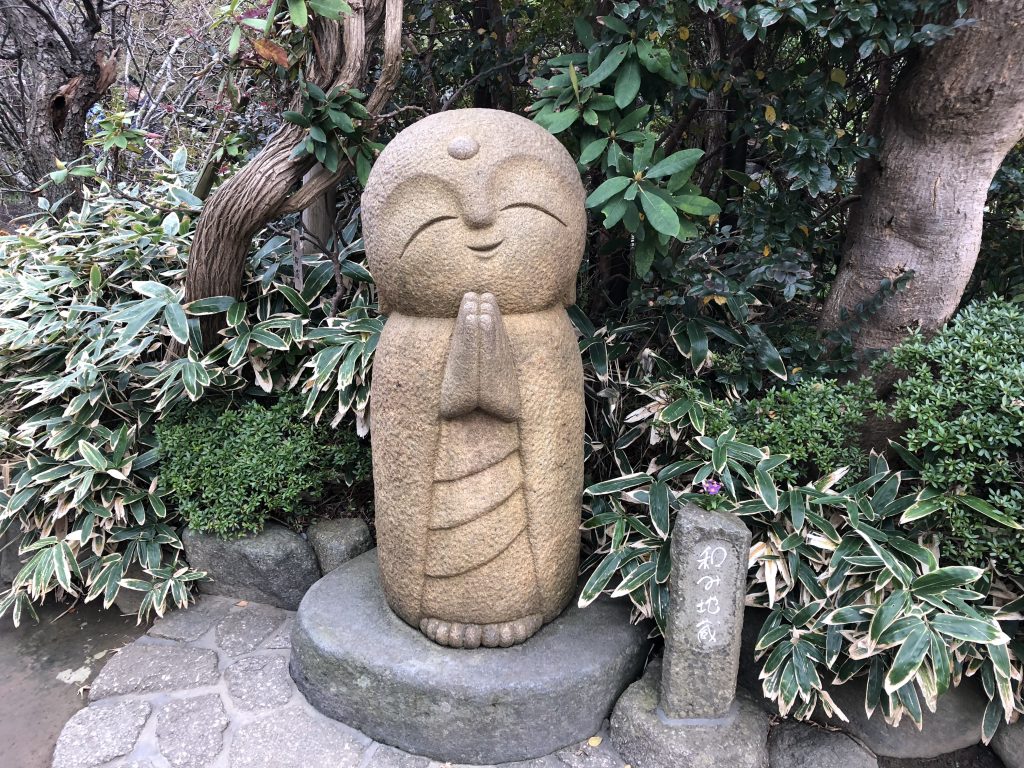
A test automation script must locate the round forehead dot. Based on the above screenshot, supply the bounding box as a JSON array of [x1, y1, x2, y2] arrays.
[[447, 136, 479, 160]]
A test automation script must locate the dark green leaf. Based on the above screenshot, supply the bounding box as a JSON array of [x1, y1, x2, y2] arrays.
[[884, 625, 931, 692], [613, 59, 641, 109], [579, 550, 624, 606], [579, 42, 630, 88], [638, 186, 679, 238], [649, 481, 670, 537], [646, 148, 703, 179], [586, 175, 632, 208]]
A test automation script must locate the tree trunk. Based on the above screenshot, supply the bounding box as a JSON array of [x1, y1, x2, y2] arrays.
[[694, 17, 726, 196], [0, 1, 117, 204], [182, 0, 403, 350], [819, 0, 1024, 357], [300, 164, 337, 256]]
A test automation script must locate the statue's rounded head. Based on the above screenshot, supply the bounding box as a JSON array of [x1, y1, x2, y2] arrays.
[[362, 109, 586, 316]]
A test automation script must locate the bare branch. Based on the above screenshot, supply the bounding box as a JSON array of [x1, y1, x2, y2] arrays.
[[366, 0, 402, 114], [440, 59, 518, 111]]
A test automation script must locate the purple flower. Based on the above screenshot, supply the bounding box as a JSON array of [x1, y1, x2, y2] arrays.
[[702, 479, 723, 495]]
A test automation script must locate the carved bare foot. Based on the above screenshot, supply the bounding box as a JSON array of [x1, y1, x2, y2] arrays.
[[477, 293, 521, 421], [420, 614, 544, 649], [440, 292, 480, 418]]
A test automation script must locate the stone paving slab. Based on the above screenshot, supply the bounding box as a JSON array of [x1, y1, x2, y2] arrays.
[[156, 694, 230, 768], [88, 644, 220, 701], [224, 655, 294, 710], [52, 700, 151, 768], [148, 597, 234, 643], [214, 605, 288, 658], [259, 616, 293, 650], [52, 595, 627, 768], [229, 705, 370, 768]]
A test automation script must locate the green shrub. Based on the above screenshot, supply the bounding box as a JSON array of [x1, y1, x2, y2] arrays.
[[724, 379, 879, 485], [158, 395, 370, 539], [886, 298, 1024, 572]]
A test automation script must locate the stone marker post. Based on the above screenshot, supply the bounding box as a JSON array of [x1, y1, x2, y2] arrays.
[[661, 503, 750, 719], [610, 502, 770, 768]]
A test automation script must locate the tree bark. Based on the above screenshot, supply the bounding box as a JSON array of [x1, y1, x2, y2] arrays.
[[694, 17, 726, 196], [300, 164, 337, 256], [0, 0, 117, 203], [182, 0, 403, 350], [819, 0, 1024, 357]]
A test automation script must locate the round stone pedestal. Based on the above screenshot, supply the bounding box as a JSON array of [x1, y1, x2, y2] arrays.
[[290, 550, 650, 764]]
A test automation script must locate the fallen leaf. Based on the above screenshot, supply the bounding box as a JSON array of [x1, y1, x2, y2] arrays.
[[587, 736, 603, 748], [253, 38, 289, 68]]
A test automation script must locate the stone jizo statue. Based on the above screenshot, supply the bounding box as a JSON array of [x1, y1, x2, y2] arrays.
[[362, 108, 587, 648]]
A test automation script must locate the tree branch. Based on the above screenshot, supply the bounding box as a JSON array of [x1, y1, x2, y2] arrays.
[[14, 0, 78, 57], [440, 58, 518, 111]]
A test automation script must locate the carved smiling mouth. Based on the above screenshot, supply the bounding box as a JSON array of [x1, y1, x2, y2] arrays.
[[468, 239, 504, 256]]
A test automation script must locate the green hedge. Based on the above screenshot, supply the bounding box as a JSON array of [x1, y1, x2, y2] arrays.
[[158, 395, 371, 539], [887, 297, 1024, 571]]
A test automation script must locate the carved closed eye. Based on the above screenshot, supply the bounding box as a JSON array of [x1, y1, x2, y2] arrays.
[[501, 202, 566, 226], [401, 204, 566, 256], [402, 215, 459, 253]]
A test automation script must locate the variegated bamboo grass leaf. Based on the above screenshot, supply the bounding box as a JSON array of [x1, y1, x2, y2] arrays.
[[582, 424, 1022, 738], [0, 157, 374, 624]]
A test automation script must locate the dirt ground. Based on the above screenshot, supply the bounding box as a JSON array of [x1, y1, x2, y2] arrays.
[[0, 600, 149, 768]]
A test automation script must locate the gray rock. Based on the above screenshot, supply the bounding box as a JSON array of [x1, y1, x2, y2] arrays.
[[768, 720, 877, 768], [88, 643, 219, 701], [366, 745, 432, 768], [156, 693, 229, 768], [215, 604, 288, 657], [229, 706, 368, 768], [307, 518, 373, 573], [0, 525, 26, 587], [554, 739, 625, 768], [148, 596, 235, 642], [183, 524, 320, 610], [610, 659, 770, 768], [737, 607, 772, 701], [290, 550, 650, 765], [113, 563, 148, 616], [662, 504, 751, 719], [52, 700, 151, 768], [225, 655, 295, 710], [501, 757, 564, 768], [820, 674, 986, 758], [992, 718, 1024, 768]]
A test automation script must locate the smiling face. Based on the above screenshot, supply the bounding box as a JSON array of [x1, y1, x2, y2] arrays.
[[362, 109, 587, 317]]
